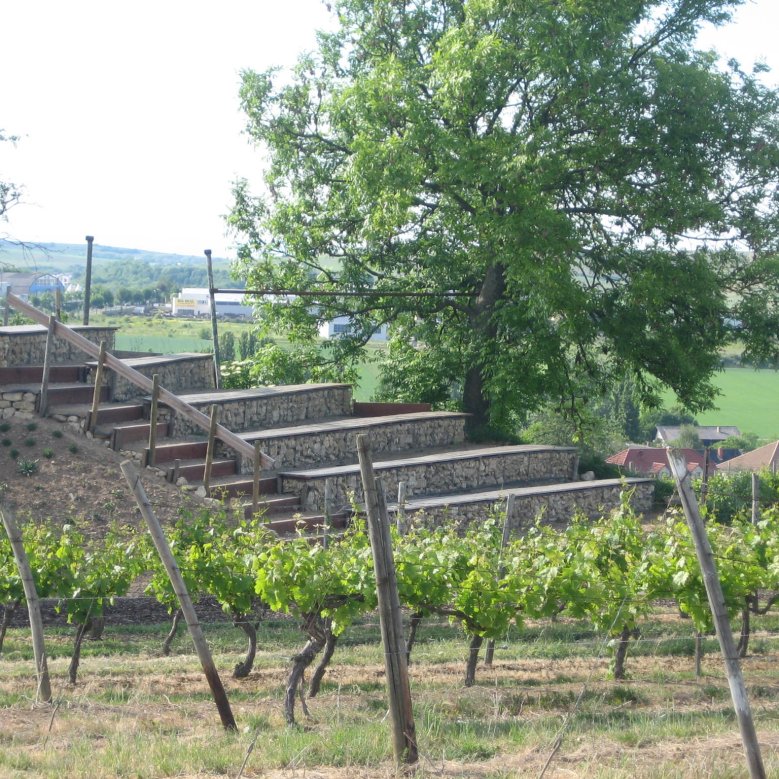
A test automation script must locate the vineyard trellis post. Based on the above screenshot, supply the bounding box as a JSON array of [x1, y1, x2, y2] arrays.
[[146, 373, 160, 464], [203, 404, 218, 493], [82, 235, 94, 326], [88, 340, 107, 433], [38, 314, 55, 417], [667, 449, 765, 779], [121, 460, 237, 731], [357, 434, 418, 765], [485, 493, 514, 667], [752, 474, 760, 525], [204, 249, 221, 389], [0, 505, 52, 704]]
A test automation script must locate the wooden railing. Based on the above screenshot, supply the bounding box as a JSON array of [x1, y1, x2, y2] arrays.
[[5, 293, 274, 468]]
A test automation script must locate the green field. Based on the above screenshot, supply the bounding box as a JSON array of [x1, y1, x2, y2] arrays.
[[664, 367, 779, 440]]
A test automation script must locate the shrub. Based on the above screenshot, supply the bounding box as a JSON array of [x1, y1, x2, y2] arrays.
[[17, 459, 38, 476], [52, 429, 64, 439], [26, 422, 37, 432], [68, 443, 79, 454], [42, 448, 54, 459], [24, 438, 36, 447], [0, 422, 10, 433], [9, 449, 19, 460], [1, 438, 11, 447]]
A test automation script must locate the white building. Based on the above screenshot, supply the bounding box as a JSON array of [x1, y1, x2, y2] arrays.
[[170, 288, 253, 318], [318, 315, 389, 341]]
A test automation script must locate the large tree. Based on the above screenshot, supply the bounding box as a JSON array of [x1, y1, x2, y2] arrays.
[[1, 130, 22, 224], [230, 0, 779, 434]]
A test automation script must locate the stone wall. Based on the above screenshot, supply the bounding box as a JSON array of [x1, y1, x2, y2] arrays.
[[0, 325, 117, 367], [0, 388, 38, 419], [169, 383, 353, 436], [238, 413, 467, 472], [283, 446, 579, 513], [393, 479, 655, 534], [95, 354, 216, 401]]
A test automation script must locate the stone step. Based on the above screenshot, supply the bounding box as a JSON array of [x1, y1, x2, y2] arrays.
[[237, 411, 468, 471], [165, 457, 237, 482], [110, 421, 169, 449], [165, 383, 354, 435], [46, 383, 110, 406], [207, 474, 279, 500], [0, 364, 86, 385], [384, 478, 655, 532], [279, 444, 579, 513]]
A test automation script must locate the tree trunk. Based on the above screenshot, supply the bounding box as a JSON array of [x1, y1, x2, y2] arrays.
[[69, 619, 92, 685], [162, 609, 183, 656], [405, 611, 423, 665], [88, 616, 105, 641], [232, 616, 258, 679], [0, 598, 20, 653], [737, 597, 752, 659], [695, 631, 703, 678], [285, 614, 327, 725], [464, 633, 484, 687], [308, 628, 338, 698], [612, 626, 632, 680]]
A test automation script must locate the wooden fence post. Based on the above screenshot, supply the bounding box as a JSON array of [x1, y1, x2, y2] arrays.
[[752, 473, 760, 525], [147, 373, 160, 465], [205, 249, 221, 389], [667, 449, 765, 779], [88, 340, 107, 433], [396, 481, 407, 533], [323, 478, 333, 548], [38, 315, 56, 417], [357, 435, 418, 765], [485, 494, 514, 667], [0, 505, 52, 704], [203, 404, 218, 493], [252, 441, 261, 517], [121, 461, 237, 731], [83, 235, 94, 325]]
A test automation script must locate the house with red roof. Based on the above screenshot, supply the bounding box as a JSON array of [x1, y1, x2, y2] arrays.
[[717, 441, 779, 473], [607, 446, 715, 479]]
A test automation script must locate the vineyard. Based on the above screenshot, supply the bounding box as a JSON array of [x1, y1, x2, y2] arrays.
[[4, 478, 779, 776]]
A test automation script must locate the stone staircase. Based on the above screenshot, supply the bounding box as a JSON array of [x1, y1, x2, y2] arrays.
[[0, 322, 654, 535]]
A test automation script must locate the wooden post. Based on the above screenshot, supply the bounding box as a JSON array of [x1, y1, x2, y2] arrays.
[[357, 435, 417, 765], [323, 478, 333, 548], [38, 315, 56, 418], [667, 449, 765, 779], [203, 404, 218, 493], [752, 473, 760, 525], [120, 461, 237, 730], [54, 287, 62, 320], [83, 235, 94, 325], [3, 285, 10, 326], [485, 494, 514, 667], [147, 373, 160, 466], [396, 481, 407, 533], [0, 505, 52, 704], [252, 441, 261, 517], [88, 340, 107, 433], [204, 249, 221, 389], [172, 458, 181, 485], [701, 447, 710, 506]]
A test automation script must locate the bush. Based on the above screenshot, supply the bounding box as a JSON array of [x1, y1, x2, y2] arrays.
[[9, 449, 19, 460], [42, 448, 54, 459], [24, 438, 36, 447], [68, 443, 79, 454], [698, 469, 779, 523], [52, 429, 63, 439], [1, 438, 11, 447], [17, 459, 38, 476]]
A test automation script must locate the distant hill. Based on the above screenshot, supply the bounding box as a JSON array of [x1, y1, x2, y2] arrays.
[[0, 240, 236, 290]]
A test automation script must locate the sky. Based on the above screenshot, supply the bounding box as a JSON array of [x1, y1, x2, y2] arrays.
[[1, 0, 778, 259]]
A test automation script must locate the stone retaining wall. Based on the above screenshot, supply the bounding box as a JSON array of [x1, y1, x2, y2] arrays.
[[169, 384, 353, 436], [283, 447, 579, 513], [95, 354, 215, 401], [394, 480, 655, 534], [238, 414, 467, 472], [0, 325, 116, 367], [0, 388, 38, 419]]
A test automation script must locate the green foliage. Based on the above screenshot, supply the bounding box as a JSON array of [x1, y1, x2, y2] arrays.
[[701, 469, 779, 524], [42, 448, 54, 459], [671, 424, 703, 450], [23, 438, 35, 448], [25, 422, 37, 432], [230, 0, 779, 435], [8, 449, 18, 460], [68, 443, 78, 454], [51, 429, 63, 439], [0, 422, 9, 433], [16, 459, 38, 476], [1, 439, 11, 447], [218, 331, 236, 363]]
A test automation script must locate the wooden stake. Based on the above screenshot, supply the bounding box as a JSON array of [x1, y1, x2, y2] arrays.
[[204, 249, 221, 389], [252, 441, 261, 517], [120, 461, 237, 730], [0, 505, 52, 704], [147, 373, 160, 465], [667, 449, 765, 779], [396, 481, 407, 534], [357, 435, 417, 765], [203, 404, 218, 493], [88, 340, 107, 433], [485, 494, 514, 666], [38, 315, 56, 417], [752, 473, 760, 525], [323, 478, 333, 549], [83, 235, 94, 326]]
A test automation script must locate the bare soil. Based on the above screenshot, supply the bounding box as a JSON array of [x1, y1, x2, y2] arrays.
[[0, 414, 199, 529]]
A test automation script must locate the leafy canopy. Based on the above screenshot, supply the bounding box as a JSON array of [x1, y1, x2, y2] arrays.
[[230, 0, 779, 433]]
